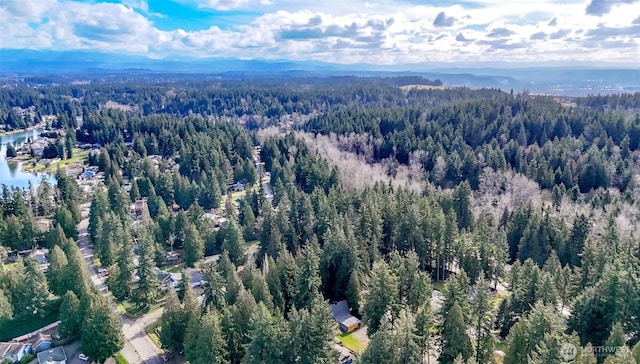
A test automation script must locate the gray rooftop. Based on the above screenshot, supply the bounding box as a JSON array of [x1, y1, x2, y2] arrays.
[[36, 346, 67, 364]]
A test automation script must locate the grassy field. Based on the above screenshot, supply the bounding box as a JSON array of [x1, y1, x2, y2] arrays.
[[118, 301, 159, 318], [337, 332, 366, 354], [165, 262, 185, 273], [24, 148, 88, 172]]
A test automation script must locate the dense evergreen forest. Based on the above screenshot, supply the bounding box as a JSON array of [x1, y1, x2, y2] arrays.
[[1, 77, 640, 364]]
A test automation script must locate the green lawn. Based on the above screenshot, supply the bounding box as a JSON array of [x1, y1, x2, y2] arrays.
[[120, 301, 155, 318], [165, 262, 185, 273], [0, 309, 59, 341], [115, 353, 129, 364], [337, 332, 366, 354], [146, 321, 162, 348], [25, 148, 88, 172], [219, 186, 254, 208]]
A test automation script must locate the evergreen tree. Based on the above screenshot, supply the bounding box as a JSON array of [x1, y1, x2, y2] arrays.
[[114, 238, 135, 301], [129, 180, 141, 202], [203, 262, 228, 310], [452, 181, 473, 231], [183, 223, 204, 267], [398, 250, 431, 312], [244, 303, 289, 363], [242, 265, 273, 311], [81, 295, 124, 363], [58, 291, 81, 338], [54, 206, 78, 240], [240, 201, 257, 241], [184, 309, 228, 364], [135, 232, 161, 308], [632, 341, 640, 364], [288, 297, 336, 364], [320, 221, 358, 300], [264, 256, 285, 313], [360, 311, 397, 364], [160, 289, 187, 354], [60, 242, 92, 298], [219, 253, 242, 305], [345, 271, 362, 315], [414, 301, 435, 364], [89, 187, 109, 246], [566, 214, 589, 267], [471, 281, 495, 364], [222, 289, 257, 364], [439, 301, 472, 364], [221, 219, 246, 266], [441, 270, 471, 322], [364, 260, 399, 335], [276, 251, 298, 314], [396, 310, 422, 364], [505, 319, 529, 364], [293, 243, 322, 310], [108, 179, 130, 221], [258, 205, 284, 261], [48, 245, 69, 295], [19, 258, 50, 318], [0, 289, 12, 321], [605, 322, 626, 358]]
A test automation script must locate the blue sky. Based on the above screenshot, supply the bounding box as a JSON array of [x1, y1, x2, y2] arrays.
[[1, 0, 639, 65]]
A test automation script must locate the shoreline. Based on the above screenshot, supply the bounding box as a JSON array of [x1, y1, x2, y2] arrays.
[[0, 122, 47, 138]]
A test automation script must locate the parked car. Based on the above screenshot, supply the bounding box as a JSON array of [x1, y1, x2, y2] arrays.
[[79, 353, 89, 361]]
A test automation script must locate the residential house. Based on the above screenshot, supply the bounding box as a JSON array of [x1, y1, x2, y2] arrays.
[[162, 272, 183, 290], [330, 301, 361, 333], [156, 268, 206, 290], [80, 170, 95, 180], [36, 346, 66, 364], [165, 251, 180, 262], [0, 342, 32, 363], [32, 333, 52, 353], [232, 182, 246, 192], [30, 249, 49, 273]]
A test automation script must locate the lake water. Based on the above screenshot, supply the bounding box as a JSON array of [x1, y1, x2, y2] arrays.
[[0, 128, 57, 190]]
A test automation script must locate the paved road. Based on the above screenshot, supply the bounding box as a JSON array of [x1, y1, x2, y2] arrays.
[[77, 200, 165, 364]]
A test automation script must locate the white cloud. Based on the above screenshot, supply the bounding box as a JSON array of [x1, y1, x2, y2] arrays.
[[175, 0, 250, 11], [1, 0, 638, 64]]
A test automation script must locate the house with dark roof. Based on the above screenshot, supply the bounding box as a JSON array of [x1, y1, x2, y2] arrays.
[[36, 346, 66, 364], [232, 182, 246, 192], [330, 300, 361, 333]]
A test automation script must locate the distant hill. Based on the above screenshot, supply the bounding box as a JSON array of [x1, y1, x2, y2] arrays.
[[1, 49, 639, 96]]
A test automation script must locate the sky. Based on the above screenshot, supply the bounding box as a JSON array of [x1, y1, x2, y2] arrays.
[[1, 0, 639, 65]]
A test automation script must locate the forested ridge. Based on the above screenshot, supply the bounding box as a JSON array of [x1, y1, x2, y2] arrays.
[[1, 77, 640, 364]]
